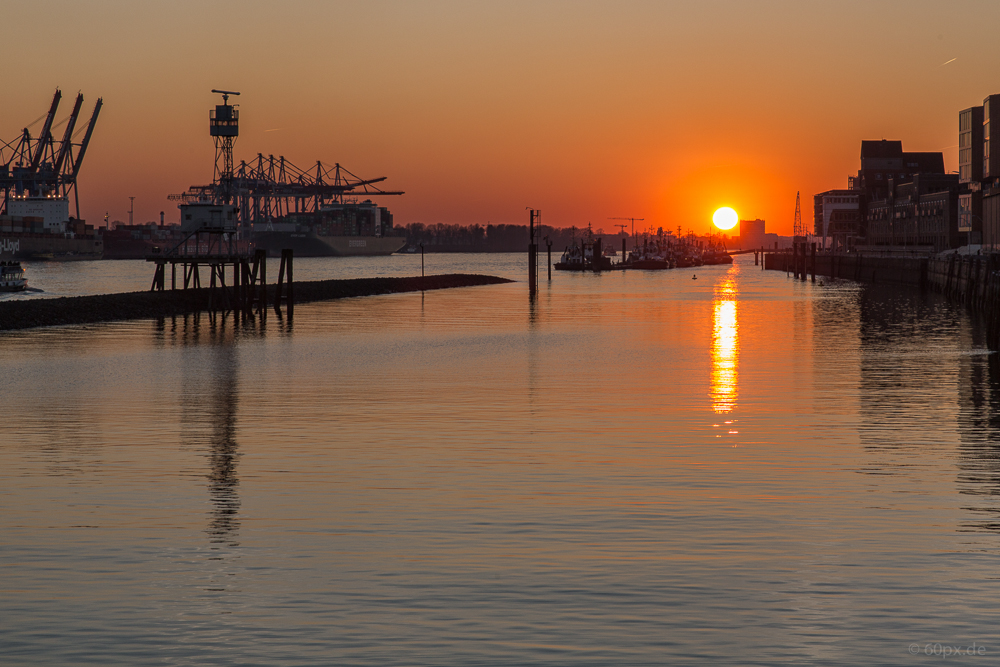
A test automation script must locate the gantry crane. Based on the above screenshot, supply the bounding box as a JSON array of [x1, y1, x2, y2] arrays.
[[0, 88, 102, 218]]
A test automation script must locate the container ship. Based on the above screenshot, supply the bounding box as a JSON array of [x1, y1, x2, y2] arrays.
[[250, 200, 405, 257], [0, 196, 103, 260]]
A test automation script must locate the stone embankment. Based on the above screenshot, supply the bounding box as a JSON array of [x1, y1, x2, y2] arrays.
[[0, 274, 513, 331], [764, 250, 1000, 348]]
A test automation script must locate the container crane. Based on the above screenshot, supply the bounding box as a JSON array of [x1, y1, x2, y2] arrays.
[[1, 89, 102, 219]]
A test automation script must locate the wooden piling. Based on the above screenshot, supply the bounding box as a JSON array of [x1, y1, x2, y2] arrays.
[[810, 242, 816, 283]]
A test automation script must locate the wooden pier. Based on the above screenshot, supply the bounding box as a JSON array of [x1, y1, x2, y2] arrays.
[[148, 228, 294, 316]]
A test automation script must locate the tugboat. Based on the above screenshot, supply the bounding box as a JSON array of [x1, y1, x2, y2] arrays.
[[701, 242, 734, 265], [554, 236, 615, 272], [0, 261, 27, 292], [627, 238, 673, 270], [556, 224, 607, 271], [554, 242, 586, 270]]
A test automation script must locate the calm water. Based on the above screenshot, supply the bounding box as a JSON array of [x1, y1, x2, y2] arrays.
[[3, 254, 1000, 665]]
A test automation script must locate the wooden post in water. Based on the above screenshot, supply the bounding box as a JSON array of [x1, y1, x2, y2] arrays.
[[811, 242, 816, 283]]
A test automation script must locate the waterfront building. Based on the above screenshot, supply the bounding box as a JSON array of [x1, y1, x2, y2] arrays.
[[865, 173, 960, 251], [854, 140, 944, 203], [738, 218, 765, 249], [812, 140, 952, 252], [977, 94, 1000, 250], [813, 189, 861, 251], [959, 105, 985, 245]]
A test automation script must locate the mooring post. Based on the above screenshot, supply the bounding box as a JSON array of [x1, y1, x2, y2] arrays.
[[242, 259, 252, 313], [274, 250, 286, 314], [528, 209, 538, 296], [547, 237, 553, 280], [233, 261, 242, 311], [256, 249, 267, 310], [286, 249, 294, 308], [811, 242, 816, 282]]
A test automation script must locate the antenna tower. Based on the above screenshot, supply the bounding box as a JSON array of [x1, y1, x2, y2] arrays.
[[210, 89, 240, 203], [792, 191, 804, 237]]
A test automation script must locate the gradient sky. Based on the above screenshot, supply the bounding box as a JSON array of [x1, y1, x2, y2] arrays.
[[6, 0, 1000, 235]]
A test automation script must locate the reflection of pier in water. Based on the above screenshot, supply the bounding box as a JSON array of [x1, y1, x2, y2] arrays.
[[205, 343, 240, 543], [157, 312, 256, 546]]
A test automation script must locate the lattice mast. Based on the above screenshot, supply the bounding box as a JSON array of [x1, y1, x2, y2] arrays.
[[792, 191, 805, 238], [210, 89, 240, 204]]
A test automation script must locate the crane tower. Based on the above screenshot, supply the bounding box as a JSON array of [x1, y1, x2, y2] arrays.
[[792, 191, 805, 239]]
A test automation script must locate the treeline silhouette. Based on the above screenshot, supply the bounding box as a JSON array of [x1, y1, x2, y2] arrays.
[[399, 223, 627, 253]]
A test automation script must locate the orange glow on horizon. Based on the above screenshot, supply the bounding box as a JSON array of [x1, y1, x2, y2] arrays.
[[2, 3, 977, 233]]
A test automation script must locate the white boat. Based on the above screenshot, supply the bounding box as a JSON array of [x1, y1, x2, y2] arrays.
[[0, 261, 27, 292]]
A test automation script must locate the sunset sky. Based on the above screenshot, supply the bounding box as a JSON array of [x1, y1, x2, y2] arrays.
[[6, 0, 1000, 235]]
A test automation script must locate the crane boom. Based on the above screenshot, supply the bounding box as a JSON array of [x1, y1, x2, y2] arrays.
[[71, 98, 102, 181], [53, 93, 84, 176], [608, 216, 644, 238], [29, 89, 61, 171]]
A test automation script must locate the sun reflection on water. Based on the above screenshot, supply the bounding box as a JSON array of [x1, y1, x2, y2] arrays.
[[712, 279, 739, 413]]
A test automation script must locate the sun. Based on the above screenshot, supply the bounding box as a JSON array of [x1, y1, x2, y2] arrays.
[[713, 207, 738, 231]]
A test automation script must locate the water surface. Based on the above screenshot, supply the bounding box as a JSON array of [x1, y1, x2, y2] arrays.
[[2, 254, 998, 665]]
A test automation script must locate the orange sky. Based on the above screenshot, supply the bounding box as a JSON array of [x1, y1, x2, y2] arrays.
[[5, 1, 998, 235]]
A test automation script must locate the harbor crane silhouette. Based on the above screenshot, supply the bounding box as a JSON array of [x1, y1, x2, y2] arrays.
[[608, 216, 644, 239]]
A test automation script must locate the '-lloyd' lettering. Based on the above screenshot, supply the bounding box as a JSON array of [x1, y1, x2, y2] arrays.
[[0, 239, 20, 255]]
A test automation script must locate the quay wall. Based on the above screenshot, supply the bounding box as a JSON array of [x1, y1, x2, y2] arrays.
[[0, 273, 512, 331], [763, 250, 1000, 348]]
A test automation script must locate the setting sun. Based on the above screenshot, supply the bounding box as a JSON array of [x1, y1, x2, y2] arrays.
[[712, 207, 738, 231]]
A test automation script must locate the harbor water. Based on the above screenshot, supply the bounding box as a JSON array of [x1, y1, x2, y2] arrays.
[[2, 253, 999, 665]]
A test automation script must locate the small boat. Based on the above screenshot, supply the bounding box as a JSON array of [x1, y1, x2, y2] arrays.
[[0, 261, 27, 292]]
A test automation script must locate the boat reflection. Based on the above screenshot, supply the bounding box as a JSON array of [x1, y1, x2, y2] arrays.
[[711, 279, 739, 413]]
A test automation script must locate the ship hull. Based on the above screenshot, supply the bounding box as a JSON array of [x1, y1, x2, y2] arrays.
[[252, 232, 405, 257], [0, 233, 103, 261]]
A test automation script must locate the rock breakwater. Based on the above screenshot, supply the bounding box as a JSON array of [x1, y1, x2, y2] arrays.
[[0, 274, 513, 331]]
